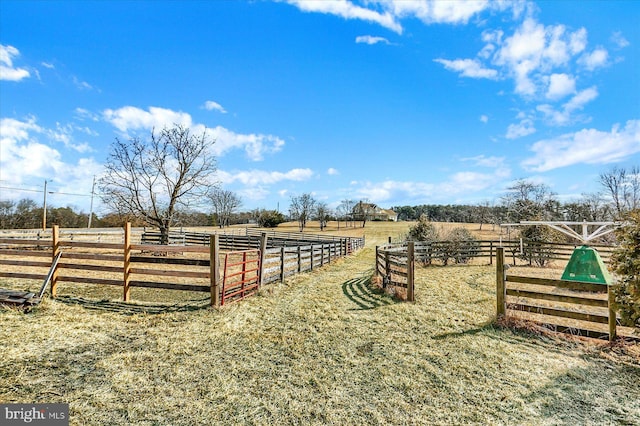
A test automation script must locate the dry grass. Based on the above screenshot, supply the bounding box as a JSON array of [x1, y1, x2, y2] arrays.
[[1, 221, 639, 425]]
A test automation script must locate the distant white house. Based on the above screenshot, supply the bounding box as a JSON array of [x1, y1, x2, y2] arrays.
[[353, 202, 398, 222]]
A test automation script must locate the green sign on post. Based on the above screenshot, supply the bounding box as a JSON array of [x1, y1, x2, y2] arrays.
[[561, 245, 612, 284]]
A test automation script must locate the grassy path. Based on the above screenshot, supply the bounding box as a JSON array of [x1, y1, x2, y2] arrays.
[[2, 236, 640, 425]]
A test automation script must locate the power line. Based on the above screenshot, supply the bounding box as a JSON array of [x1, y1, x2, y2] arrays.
[[0, 185, 94, 197]]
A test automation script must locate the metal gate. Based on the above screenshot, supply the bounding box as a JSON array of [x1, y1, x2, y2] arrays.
[[221, 249, 260, 305]]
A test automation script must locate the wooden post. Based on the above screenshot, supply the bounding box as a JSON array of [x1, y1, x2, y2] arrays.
[[51, 225, 60, 298], [384, 250, 390, 280], [210, 234, 220, 307], [280, 246, 285, 283], [310, 245, 314, 271], [321, 244, 325, 266], [258, 233, 268, 287], [375, 246, 379, 278], [608, 285, 617, 341], [297, 246, 302, 273], [123, 222, 131, 302], [407, 242, 415, 302], [388, 236, 392, 244], [496, 247, 506, 318]]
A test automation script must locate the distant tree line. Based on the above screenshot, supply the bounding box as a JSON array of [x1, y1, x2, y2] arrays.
[[394, 167, 639, 225]]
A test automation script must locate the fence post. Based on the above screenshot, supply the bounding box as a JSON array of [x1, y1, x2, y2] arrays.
[[51, 225, 60, 298], [258, 233, 268, 286], [496, 247, 506, 319], [608, 285, 617, 341], [310, 245, 314, 271], [297, 246, 302, 273], [123, 222, 132, 302], [407, 242, 415, 302], [210, 234, 220, 307], [280, 246, 286, 283]]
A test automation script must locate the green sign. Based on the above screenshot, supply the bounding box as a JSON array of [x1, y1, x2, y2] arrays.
[[561, 245, 612, 284]]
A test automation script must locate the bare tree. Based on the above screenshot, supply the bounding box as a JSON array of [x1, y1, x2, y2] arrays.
[[315, 202, 331, 231], [580, 192, 611, 221], [289, 193, 316, 232], [338, 199, 355, 228], [353, 199, 376, 227], [99, 125, 217, 244], [209, 189, 242, 228], [475, 200, 494, 231], [501, 179, 558, 222], [600, 166, 640, 218]]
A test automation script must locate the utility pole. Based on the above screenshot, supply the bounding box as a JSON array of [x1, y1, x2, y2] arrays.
[[42, 180, 48, 230], [88, 175, 96, 228]]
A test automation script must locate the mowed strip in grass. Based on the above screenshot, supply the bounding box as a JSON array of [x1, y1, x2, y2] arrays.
[[1, 222, 639, 425]]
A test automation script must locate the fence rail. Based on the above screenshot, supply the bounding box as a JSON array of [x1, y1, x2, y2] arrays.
[[141, 228, 365, 254], [1, 224, 365, 307]]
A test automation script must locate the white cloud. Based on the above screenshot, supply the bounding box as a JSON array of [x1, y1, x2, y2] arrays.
[[217, 168, 313, 186], [0, 44, 30, 81], [506, 118, 536, 139], [564, 86, 598, 112], [579, 47, 609, 70], [355, 35, 390, 45], [103, 106, 194, 132], [486, 19, 594, 97], [480, 115, 489, 123], [0, 117, 102, 206], [203, 100, 227, 113], [538, 86, 598, 126], [389, 0, 493, 25], [327, 167, 339, 175], [72, 76, 94, 91], [610, 31, 629, 49], [74, 108, 100, 122], [545, 73, 575, 100], [41, 62, 55, 69], [461, 155, 506, 168], [569, 27, 587, 54], [522, 120, 640, 172], [103, 106, 286, 161], [287, 0, 402, 34], [434, 58, 498, 79]]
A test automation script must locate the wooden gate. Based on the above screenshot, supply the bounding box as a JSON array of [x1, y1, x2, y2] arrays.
[[221, 249, 260, 305]]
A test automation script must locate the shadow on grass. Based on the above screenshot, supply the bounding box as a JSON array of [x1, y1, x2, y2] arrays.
[[431, 323, 499, 340], [54, 295, 211, 315], [342, 275, 396, 310]]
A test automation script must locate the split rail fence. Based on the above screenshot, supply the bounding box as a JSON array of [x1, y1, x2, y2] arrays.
[[0, 224, 364, 307]]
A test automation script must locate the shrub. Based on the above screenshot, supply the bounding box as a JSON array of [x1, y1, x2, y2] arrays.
[[519, 225, 564, 267], [407, 215, 439, 265], [438, 227, 480, 265], [609, 209, 640, 330], [257, 210, 286, 228]]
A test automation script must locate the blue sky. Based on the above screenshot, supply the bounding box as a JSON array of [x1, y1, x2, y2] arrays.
[[1, 0, 639, 216]]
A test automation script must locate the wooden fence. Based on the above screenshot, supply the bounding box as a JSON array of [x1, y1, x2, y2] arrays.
[[142, 228, 365, 253], [495, 247, 617, 341], [376, 238, 615, 303], [378, 239, 613, 267], [375, 242, 415, 301], [0, 224, 365, 307]]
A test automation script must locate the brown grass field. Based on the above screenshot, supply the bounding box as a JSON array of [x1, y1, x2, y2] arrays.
[[1, 221, 639, 425]]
